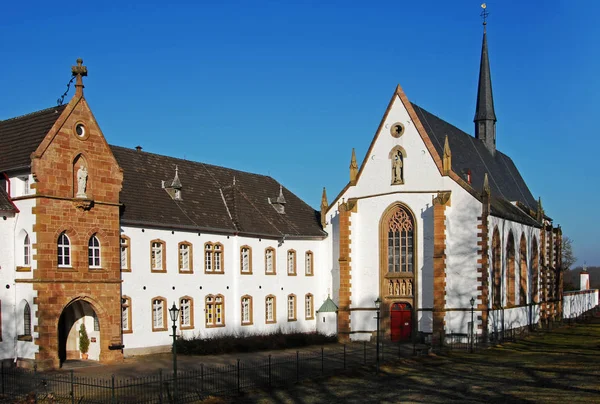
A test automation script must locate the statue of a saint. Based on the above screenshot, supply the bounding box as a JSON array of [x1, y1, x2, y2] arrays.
[[393, 151, 403, 183], [394, 281, 400, 296], [401, 280, 407, 295], [407, 280, 413, 296], [76, 165, 88, 198], [388, 281, 393, 296]]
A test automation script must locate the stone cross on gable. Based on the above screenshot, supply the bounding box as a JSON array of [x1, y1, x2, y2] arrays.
[[72, 58, 88, 96]]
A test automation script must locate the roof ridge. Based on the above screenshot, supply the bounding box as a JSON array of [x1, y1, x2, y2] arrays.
[[1, 105, 66, 123], [108, 144, 274, 181]]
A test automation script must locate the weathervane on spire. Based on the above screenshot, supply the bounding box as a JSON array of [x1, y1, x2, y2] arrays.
[[480, 3, 489, 28]]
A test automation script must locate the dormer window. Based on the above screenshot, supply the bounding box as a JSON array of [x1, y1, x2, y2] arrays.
[[268, 185, 286, 214]]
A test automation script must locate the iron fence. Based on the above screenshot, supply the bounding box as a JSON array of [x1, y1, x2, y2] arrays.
[[0, 342, 384, 403]]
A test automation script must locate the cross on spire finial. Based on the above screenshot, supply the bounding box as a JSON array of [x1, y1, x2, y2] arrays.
[[71, 58, 88, 96], [480, 3, 489, 30]]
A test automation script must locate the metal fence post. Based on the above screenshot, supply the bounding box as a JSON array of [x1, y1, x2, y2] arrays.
[[296, 351, 299, 383], [70, 369, 75, 404], [200, 364, 204, 393], [111, 374, 116, 404], [237, 359, 241, 395], [343, 344, 346, 370], [159, 369, 163, 404], [268, 355, 272, 388]]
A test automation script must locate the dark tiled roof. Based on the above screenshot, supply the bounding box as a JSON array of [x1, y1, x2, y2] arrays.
[[0, 105, 67, 172], [411, 103, 538, 224], [111, 146, 326, 239], [0, 186, 16, 212]]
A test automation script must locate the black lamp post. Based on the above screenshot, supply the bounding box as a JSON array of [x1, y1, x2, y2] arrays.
[[469, 297, 475, 353], [169, 302, 180, 397], [374, 297, 382, 374]]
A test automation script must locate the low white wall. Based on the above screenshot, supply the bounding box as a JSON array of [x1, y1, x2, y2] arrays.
[[563, 290, 599, 319]]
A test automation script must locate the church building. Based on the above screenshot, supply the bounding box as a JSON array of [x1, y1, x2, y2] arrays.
[[322, 26, 562, 344], [0, 25, 562, 369]]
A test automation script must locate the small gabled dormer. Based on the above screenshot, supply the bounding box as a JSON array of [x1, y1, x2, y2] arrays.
[[268, 185, 286, 214], [162, 165, 182, 200]]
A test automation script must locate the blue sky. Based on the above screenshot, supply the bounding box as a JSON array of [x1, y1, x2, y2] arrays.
[[1, 1, 597, 267]]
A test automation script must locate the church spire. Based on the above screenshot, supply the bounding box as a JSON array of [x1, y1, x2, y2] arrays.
[[474, 4, 497, 156], [349, 148, 358, 185]]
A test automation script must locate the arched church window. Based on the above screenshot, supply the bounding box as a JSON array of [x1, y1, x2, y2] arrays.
[[58, 232, 71, 267], [23, 302, 31, 336], [23, 233, 30, 267], [491, 227, 501, 307], [507, 232, 516, 306], [387, 207, 414, 273], [519, 234, 527, 305], [531, 237, 539, 303]]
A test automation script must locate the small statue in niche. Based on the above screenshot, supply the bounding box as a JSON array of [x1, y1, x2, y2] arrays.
[[76, 165, 88, 198], [388, 281, 393, 296], [394, 280, 400, 296], [407, 280, 413, 296], [401, 280, 407, 295], [392, 151, 403, 184]]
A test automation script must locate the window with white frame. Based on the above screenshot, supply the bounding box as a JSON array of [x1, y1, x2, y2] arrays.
[[122, 296, 132, 333], [179, 242, 192, 273], [265, 247, 276, 274], [287, 294, 296, 321], [305, 251, 313, 276], [151, 240, 166, 272], [88, 234, 101, 268], [180, 297, 193, 329], [305, 294, 314, 320], [205, 243, 224, 273], [240, 246, 252, 274], [152, 298, 167, 331], [23, 233, 31, 267], [287, 250, 296, 275], [121, 236, 130, 271], [57, 232, 71, 267], [241, 295, 252, 325], [265, 295, 276, 323]]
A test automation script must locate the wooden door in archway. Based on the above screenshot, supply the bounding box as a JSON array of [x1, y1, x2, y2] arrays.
[[390, 302, 412, 342]]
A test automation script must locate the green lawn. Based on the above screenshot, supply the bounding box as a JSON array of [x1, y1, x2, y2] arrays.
[[241, 318, 600, 403]]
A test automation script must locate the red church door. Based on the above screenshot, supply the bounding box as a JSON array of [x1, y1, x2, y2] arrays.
[[390, 302, 412, 342]]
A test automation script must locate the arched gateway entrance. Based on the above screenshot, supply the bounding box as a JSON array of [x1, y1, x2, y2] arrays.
[[58, 301, 101, 365], [390, 302, 412, 342]]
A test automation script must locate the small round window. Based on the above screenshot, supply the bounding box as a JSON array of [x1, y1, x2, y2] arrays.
[[390, 122, 404, 138], [75, 123, 86, 138]]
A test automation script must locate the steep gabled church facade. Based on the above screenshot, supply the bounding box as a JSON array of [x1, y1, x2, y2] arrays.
[[0, 28, 562, 369], [322, 29, 562, 343]]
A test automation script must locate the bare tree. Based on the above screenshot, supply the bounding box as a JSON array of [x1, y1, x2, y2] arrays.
[[561, 236, 577, 271]]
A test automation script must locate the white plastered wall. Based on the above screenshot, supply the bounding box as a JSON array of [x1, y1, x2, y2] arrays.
[[324, 91, 483, 340], [121, 226, 327, 353]]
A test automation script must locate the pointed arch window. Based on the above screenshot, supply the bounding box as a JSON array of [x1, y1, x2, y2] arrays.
[[519, 235, 528, 305], [23, 233, 31, 267], [205, 242, 224, 274], [88, 234, 101, 268], [205, 294, 225, 327], [150, 240, 166, 273], [57, 232, 71, 267], [491, 228, 501, 308], [23, 302, 31, 337], [507, 232, 516, 306], [387, 208, 414, 273], [240, 246, 252, 274], [178, 242, 193, 273], [531, 237, 539, 303]]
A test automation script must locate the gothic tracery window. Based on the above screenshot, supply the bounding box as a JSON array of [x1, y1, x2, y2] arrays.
[[387, 208, 414, 273]]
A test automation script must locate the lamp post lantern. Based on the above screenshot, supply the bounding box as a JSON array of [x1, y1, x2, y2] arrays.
[[169, 302, 180, 397], [374, 297, 382, 374], [469, 297, 475, 353]]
